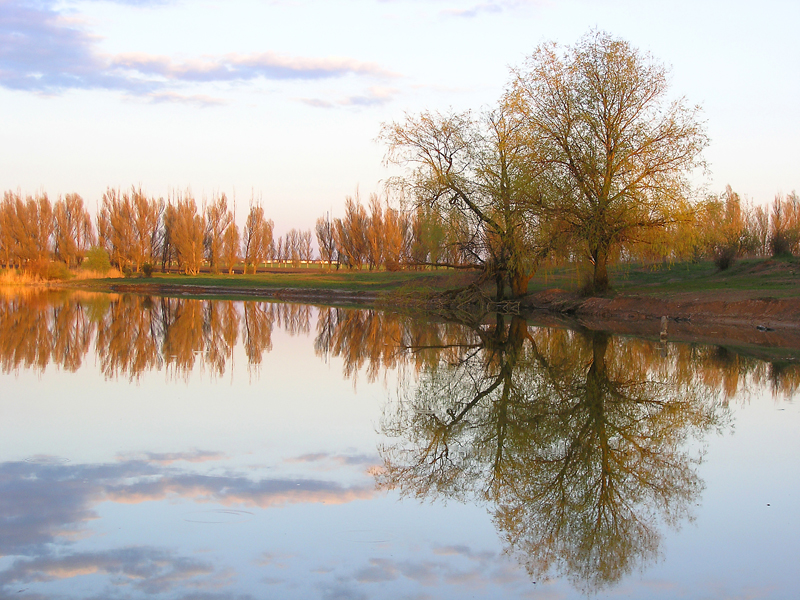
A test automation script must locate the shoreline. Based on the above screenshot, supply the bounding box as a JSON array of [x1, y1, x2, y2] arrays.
[[21, 279, 800, 352]]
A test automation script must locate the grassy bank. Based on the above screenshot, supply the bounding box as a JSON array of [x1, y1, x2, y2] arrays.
[[63, 267, 481, 298], [15, 255, 800, 302], [531, 256, 800, 300]]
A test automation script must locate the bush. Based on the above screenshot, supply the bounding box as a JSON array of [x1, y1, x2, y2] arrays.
[[83, 247, 112, 274], [27, 260, 72, 281], [770, 232, 795, 257], [713, 246, 737, 270], [142, 262, 154, 277]]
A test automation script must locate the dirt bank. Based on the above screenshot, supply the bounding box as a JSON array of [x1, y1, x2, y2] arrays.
[[523, 290, 800, 352]]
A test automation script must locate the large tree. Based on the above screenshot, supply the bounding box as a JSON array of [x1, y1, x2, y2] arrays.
[[381, 106, 550, 299], [510, 30, 707, 293]]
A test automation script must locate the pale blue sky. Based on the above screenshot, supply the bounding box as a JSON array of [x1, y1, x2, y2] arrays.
[[1, 0, 798, 234]]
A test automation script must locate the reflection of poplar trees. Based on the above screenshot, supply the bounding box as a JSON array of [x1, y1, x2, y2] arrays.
[[0, 292, 59, 371], [242, 302, 274, 367], [49, 301, 93, 371], [203, 301, 239, 376], [1, 290, 799, 405], [273, 303, 311, 336], [377, 317, 728, 593], [96, 295, 162, 379], [313, 308, 476, 382], [163, 299, 205, 377]]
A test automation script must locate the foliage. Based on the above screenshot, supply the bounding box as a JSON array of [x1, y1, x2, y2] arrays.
[[510, 30, 708, 293], [83, 246, 112, 274], [769, 192, 800, 257], [242, 201, 274, 274], [382, 105, 547, 299], [28, 259, 72, 281]]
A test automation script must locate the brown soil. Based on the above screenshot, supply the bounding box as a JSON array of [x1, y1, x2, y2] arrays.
[[522, 289, 800, 351]]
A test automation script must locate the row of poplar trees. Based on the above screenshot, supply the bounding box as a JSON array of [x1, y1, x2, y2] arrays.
[[0, 188, 283, 275], [0, 185, 477, 275]]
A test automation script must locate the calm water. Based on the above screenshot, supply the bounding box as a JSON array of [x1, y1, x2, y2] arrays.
[[0, 290, 798, 599]]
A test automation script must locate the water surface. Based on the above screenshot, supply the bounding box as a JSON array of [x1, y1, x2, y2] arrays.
[[0, 290, 798, 599]]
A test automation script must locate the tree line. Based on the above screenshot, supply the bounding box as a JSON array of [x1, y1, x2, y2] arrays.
[[2, 180, 798, 280], [0, 188, 314, 275]]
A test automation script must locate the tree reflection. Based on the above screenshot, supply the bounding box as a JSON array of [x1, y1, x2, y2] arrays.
[[376, 315, 729, 592], [0, 291, 279, 379], [1, 289, 799, 404]]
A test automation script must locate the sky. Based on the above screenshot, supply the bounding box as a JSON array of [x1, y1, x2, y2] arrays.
[[1, 0, 798, 235]]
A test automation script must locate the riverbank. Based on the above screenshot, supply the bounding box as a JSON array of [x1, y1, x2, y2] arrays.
[[22, 256, 800, 350]]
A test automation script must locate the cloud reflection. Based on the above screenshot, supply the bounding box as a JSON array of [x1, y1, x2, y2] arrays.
[[0, 456, 375, 560]]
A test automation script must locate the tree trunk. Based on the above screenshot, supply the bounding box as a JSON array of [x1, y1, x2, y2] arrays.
[[510, 267, 532, 298], [495, 270, 505, 301], [591, 245, 610, 294]]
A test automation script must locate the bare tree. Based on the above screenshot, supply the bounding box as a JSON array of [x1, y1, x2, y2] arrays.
[[131, 187, 163, 272], [334, 194, 369, 269], [170, 192, 205, 275], [221, 221, 240, 274], [97, 188, 135, 270], [299, 229, 314, 265], [205, 193, 233, 273], [315, 214, 337, 268], [54, 193, 94, 268], [366, 193, 384, 270], [242, 203, 274, 274]]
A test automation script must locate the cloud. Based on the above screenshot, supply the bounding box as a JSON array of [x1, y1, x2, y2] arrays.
[[117, 450, 228, 465], [0, 547, 224, 595], [146, 91, 227, 106], [0, 1, 396, 95], [343, 550, 531, 591], [0, 0, 141, 93], [299, 86, 400, 109], [379, 0, 546, 18], [111, 52, 395, 82], [441, 2, 504, 17]]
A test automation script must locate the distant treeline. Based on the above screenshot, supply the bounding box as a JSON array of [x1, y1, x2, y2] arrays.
[[632, 186, 800, 269], [0, 186, 478, 275], [0, 184, 798, 276]]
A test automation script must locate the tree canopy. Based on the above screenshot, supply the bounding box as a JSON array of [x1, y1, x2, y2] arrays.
[[510, 30, 708, 292], [382, 30, 707, 296]]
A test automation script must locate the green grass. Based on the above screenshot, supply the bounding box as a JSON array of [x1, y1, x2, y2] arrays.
[[69, 267, 481, 295], [529, 257, 800, 299], [64, 256, 800, 301]]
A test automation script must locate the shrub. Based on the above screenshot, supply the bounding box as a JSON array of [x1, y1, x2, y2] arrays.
[[83, 247, 112, 274], [142, 262, 154, 277], [28, 260, 72, 281], [713, 246, 737, 270]]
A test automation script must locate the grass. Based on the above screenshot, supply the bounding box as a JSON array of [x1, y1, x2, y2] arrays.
[[26, 255, 800, 302], [528, 256, 800, 299], [67, 266, 481, 296]]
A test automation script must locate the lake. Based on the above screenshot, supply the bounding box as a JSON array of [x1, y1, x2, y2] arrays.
[[0, 290, 798, 599]]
